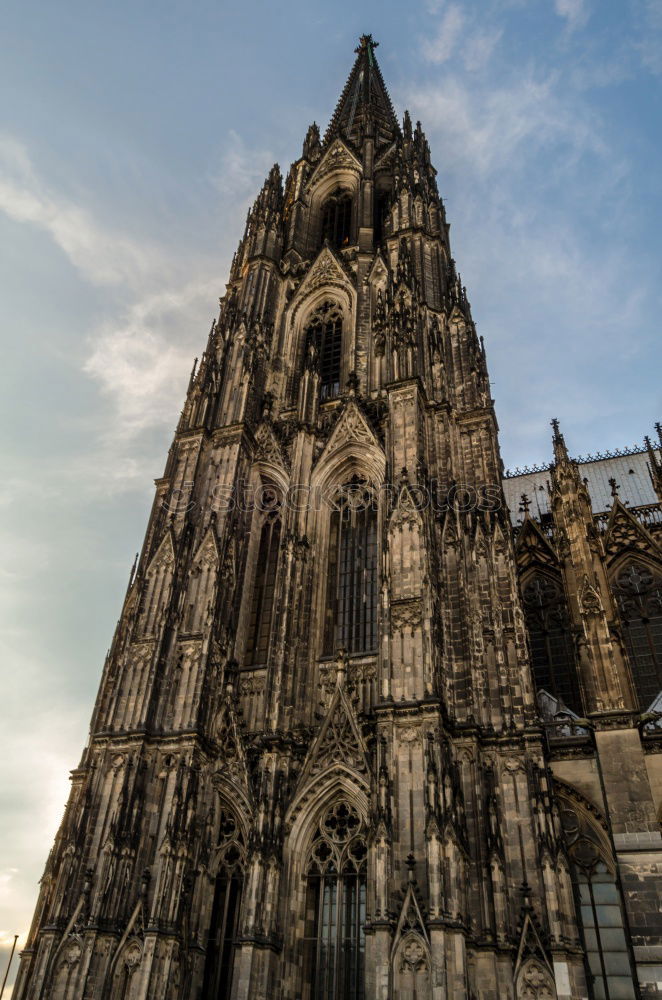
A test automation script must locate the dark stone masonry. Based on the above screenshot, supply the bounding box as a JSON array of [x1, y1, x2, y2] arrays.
[[15, 34, 662, 1000]]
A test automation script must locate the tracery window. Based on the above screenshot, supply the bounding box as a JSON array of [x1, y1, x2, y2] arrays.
[[324, 481, 378, 656], [321, 191, 352, 249], [244, 502, 281, 666], [302, 801, 367, 1000], [306, 302, 343, 401], [559, 803, 636, 1000], [522, 572, 581, 712], [111, 942, 142, 1000], [612, 561, 662, 709], [202, 808, 245, 1000]]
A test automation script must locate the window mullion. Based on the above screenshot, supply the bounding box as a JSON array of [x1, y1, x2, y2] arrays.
[[335, 872, 345, 1000]]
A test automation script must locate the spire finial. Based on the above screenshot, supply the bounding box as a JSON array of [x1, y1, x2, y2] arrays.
[[355, 33, 379, 57], [609, 477, 620, 498], [551, 417, 570, 463], [519, 493, 531, 516]]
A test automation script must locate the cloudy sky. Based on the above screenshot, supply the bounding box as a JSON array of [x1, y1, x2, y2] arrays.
[[1, 0, 661, 990]]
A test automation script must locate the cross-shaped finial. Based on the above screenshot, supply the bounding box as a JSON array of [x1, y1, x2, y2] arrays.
[[609, 477, 620, 498], [356, 34, 379, 55], [519, 493, 531, 515]]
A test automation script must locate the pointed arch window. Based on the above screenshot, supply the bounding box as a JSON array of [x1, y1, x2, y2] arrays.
[[245, 505, 281, 666], [321, 191, 352, 249], [559, 804, 636, 1000], [612, 561, 662, 709], [324, 481, 378, 656], [202, 808, 245, 1000], [306, 302, 343, 401], [302, 801, 367, 1000], [521, 572, 581, 712], [111, 943, 142, 1000]]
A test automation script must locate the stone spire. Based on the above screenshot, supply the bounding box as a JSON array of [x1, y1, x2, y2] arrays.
[[549, 419, 636, 714], [324, 34, 400, 148], [645, 422, 662, 502]]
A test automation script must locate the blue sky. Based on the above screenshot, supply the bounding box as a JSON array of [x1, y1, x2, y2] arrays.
[[1, 0, 661, 989]]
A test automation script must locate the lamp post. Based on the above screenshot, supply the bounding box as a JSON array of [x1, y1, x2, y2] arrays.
[[0, 935, 18, 999]]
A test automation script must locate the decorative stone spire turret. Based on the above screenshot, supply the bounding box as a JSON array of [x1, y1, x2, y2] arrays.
[[549, 419, 636, 714], [645, 422, 662, 502]]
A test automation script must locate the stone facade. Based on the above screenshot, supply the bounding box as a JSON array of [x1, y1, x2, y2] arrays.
[[14, 35, 662, 1000]]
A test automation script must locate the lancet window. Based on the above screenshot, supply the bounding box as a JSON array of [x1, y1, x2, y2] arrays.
[[560, 803, 635, 1000], [521, 572, 581, 712], [244, 499, 281, 666], [202, 807, 246, 1000], [321, 190, 352, 249], [324, 481, 378, 656], [110, 943, 142, 1000], [306, 302, 343, 401], [302, 800, 367, 1000], [612, 561, 662, 709]]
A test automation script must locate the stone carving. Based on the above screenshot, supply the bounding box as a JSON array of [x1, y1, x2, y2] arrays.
[[254, 421, 289, 470], [517, 960, 556, 1000], [391, 598, 423, 631], [579, 575, 603, 616], [310, 139, 361, 185]]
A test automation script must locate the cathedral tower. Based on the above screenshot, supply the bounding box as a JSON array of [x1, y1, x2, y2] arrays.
[[15, 36, 662, 1000]]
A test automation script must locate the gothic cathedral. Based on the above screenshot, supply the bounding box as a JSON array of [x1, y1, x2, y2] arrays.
[[15, 35, 662, 1000]]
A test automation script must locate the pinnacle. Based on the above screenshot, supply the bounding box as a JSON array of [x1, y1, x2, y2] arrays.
[[550, 417, 570, 463]]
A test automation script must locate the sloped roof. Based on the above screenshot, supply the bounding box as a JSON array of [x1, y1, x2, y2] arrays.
[[503, 446, 660, 524]]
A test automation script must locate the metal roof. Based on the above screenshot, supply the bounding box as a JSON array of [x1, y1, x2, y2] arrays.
[[502, 447, 660, 525]]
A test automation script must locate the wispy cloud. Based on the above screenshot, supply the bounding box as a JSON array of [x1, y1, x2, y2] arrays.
[[636, 0, 662, 73], [0, 135, 165, 289], [463, 27, 504, 71], [213, 129, 274, 203], [84, 280, 216, 442], [406, 71, 606, 176], [421, 4, 503, 71], [0, 133, 258, 457], [422, 3, 465, 64], [554, 0, 589, 31]]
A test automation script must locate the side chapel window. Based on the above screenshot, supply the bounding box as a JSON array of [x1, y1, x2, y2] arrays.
[[202, 808, 245, 1000], [321, 191, 352, 249], [324, 481, 378, 656], [521, 572, 581, 712], [306, 302, 343, 401], [302, 801, 367, 1000], [245, 496, 281, 666], [559, 803, 636, 1000], [612, 561, 662, 709]]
